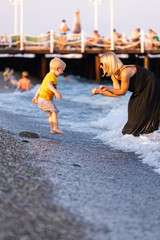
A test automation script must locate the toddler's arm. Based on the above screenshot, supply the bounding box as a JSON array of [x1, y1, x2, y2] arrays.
[[48, 82, 62, 101], [32, 88, 40, 104]]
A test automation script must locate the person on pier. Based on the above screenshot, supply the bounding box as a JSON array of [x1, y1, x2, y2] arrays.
[[1, 34, 9, 47], [32, 58, 66, 135], [130, 28, 141, 48], [92, 52, 160, 136], [108, 29, 121, 42], [59, 19, 70, 43], [146, 29, 160, 49], [130, 28, 140, 42]]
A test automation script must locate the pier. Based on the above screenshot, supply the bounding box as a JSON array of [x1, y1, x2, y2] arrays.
[[1, 31, 160, 80]]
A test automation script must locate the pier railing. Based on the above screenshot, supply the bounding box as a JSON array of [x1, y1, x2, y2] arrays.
[[0, 30, 160, 54]]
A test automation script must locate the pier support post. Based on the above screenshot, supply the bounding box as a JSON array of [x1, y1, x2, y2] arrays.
[[35, 54, 48, 79], [144, 54, 149, 69], [82, 54, 101, 80], [95, 54, 101, 80], [41, 55, 48, 78]]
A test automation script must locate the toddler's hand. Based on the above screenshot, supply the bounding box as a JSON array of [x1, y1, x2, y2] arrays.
[[56, 92, 62, 101], [32, 98, 38, 104]]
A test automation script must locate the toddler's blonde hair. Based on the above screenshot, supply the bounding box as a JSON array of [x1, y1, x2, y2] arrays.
[[50, 57, 66, 71]]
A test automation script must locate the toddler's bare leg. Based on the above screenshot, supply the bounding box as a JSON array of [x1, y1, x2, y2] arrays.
[[49, 117, 54, 132], [47, 112, 54, 132], [50, 112, 64, 135]]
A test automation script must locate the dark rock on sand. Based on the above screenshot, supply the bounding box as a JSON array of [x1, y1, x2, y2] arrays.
[[19, 131, 40, 138]]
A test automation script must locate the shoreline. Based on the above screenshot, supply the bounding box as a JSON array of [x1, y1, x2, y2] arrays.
[[1, 127, 160, 240]]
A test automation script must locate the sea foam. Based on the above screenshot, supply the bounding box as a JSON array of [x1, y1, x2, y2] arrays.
[[0, 75, 160, 175]]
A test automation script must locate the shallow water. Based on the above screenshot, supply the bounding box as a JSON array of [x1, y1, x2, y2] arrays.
[[1, 72, 160, 240], [0, 72, 160, 175]]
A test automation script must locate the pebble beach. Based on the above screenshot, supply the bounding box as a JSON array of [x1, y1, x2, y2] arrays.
[[0, 129, 93, 240]]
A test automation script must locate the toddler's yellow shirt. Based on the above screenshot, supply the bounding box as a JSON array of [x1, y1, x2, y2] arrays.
[[39, 72, 57, 101]]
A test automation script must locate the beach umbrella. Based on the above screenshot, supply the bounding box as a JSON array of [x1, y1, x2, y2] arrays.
[[72, 9, 81, 34]]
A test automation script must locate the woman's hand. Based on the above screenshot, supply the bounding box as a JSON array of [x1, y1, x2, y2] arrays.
[[99, 85, 109, 92], [91, 88, 99, 96]]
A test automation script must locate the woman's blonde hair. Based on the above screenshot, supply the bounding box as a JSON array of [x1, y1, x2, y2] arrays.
[[100, 52, 123, 76], [50, 57, 66, 70]]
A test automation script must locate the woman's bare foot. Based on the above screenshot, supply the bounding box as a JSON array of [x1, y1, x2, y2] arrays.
[[52, 128, 64, 135]]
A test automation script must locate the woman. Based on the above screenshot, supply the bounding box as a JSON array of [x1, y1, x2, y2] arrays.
[[92, 52, 160, 136]]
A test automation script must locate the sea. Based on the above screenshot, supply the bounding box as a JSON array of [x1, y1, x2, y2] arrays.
[[0, 72, 160, 176]]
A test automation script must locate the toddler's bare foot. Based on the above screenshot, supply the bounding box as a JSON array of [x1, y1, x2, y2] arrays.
[[50, 130, 56, 134], [52, 128, 64, 135]]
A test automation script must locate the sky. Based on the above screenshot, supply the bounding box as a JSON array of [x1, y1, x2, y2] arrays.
[[0, 0, 160, 38]]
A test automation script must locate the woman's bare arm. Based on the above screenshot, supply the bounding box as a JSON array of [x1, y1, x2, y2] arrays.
[[92, 88, 120, 98], [100, 70, 130, 96]]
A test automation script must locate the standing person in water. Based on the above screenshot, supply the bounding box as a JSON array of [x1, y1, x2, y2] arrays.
[[92, 52, 160, 136], [16, 71, 31, 92], [32, 57, 66, 135], [3, 67, 10, 89]]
